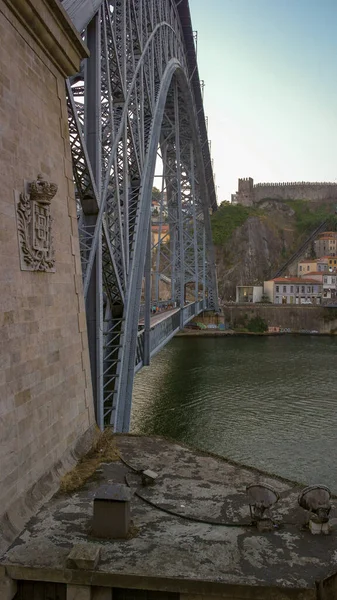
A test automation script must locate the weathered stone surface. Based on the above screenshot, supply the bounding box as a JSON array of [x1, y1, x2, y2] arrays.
[[0, 574, 17, 600], [67, 584, 92, 600], [92, 588, 111, 600], [67, 543, 101, 570], [0, 0, 95, 554], [2, 435, 337, 597]]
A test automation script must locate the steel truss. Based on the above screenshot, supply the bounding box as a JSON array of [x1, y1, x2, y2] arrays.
[[63, 0, 218, 432]]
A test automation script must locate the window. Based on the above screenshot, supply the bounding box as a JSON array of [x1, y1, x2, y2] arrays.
[[283, 286, 286, 292], [299, 266, 302, 271], [307, 286, 311, 293], [307, 266, 310, 271], [296, 286, 299, 293], [275, 296, 280, 303], [275, 285, 279, 292], [324, 277, 327, 283], [301, 286, 305, 293], [290, 286, 293, 292]]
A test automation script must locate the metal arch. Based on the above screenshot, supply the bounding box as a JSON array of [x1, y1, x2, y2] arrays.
[[64, 0, 218, 432], [115, 60, 204, 432]]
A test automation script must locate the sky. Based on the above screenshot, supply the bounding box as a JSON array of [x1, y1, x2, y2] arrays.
[[189, 0, 337, 202]]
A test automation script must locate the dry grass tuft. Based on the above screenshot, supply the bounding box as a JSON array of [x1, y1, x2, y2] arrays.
[[59, 428, 120, 494]]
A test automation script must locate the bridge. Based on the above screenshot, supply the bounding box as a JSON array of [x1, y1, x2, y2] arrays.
[[62, 0, 219, 432]]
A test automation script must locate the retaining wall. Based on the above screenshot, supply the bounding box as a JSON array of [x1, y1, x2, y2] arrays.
[[199, 305, 337, 334]]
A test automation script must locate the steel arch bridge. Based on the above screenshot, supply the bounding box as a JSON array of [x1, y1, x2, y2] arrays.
[[62, 0, 218, 432]]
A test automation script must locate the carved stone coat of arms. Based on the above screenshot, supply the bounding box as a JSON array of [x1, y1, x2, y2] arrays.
[[15, 174, 58, 272]]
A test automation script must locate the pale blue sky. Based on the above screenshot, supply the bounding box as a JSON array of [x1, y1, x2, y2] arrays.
[[189, 0, 337, 201]]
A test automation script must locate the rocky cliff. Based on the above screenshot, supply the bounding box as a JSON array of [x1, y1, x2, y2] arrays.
[[211, 198, 337, 301]]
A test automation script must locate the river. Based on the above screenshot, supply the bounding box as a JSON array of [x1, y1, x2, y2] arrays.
[[131, 335, 337, 490]]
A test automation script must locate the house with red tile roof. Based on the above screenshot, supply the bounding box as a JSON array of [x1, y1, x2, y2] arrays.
[[264, 277, 322, 305]]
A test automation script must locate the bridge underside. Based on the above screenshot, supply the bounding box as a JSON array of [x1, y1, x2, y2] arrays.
[[62, 0, 218, 432]]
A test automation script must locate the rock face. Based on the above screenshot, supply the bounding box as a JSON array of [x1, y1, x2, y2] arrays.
[[215, 201, 298, 301]]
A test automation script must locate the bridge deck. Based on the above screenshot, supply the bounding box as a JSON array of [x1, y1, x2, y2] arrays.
[[135, 301, 204, 374], [139, 307, 180, 327]]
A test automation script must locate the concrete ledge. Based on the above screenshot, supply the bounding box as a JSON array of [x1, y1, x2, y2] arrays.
[[0, 574, 17, 600], [0, 423, 100, 555], [1, 566, 318, 599], [1, 0, 89, 75]]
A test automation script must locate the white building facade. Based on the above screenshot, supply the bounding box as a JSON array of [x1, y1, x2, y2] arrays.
[[264, 278, 322, 305]]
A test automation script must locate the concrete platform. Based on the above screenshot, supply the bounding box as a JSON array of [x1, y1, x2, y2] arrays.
[[1, 435, 337, 599]]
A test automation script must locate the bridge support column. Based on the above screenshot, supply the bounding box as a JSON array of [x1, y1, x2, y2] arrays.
[[143, 224, 151, 366], [202, 228, 207, 309], [190, 143, 199, 302], [84, 11, 104, 429], [174, 82, 185, 329]]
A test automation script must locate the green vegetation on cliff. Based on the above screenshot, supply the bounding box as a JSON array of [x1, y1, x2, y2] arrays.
[[211, 199, 337, 246], [210, 203, 261, 245], [284, 200, 337, 234], [210, 197, 337, 301]]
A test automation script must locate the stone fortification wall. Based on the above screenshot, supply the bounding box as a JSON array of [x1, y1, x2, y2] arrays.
[[254, 182, 337, 202], [234, 178, 337, 205], [0, 0, 96, 551]]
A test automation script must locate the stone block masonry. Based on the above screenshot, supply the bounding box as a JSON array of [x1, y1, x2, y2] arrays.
[[233, 177, 337, 206], [0, 0, 97, 552]]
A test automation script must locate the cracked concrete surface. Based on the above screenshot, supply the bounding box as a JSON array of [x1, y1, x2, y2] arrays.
[[1, 435, 337, 597]]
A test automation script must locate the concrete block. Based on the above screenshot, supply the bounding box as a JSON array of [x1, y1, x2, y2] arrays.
[[142, 469, 158, 486], [67, 584, 92, 600], [93, 484, 132, 539], [92, 588, 112, 600], [0, 575, 17, 600], [256, 518, 275, 533], [66, 543, 101, 570]]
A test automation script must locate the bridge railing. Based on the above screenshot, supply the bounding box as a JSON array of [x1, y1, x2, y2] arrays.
[[135, 301, 204, 373], [150, 310, 181, 356], [182, 300, 204, 324]]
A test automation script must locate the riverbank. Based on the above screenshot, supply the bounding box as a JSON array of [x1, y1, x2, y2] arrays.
[[177, 329, 334, 336], [192, 304, 337, 334]]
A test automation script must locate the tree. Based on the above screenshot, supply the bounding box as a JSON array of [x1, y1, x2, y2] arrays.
[[152, 187, 161, 202]]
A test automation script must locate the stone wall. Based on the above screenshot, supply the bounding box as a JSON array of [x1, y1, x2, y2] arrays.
[[254, 182, 337, 203], [234, 178, 337, 206], [220, 305, 337, 334], [0, 0, 96, 550]]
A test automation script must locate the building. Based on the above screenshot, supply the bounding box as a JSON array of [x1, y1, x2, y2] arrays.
[[264, 277, 322, 305], [328, 256, 337, 270], [317, 257, 330, 272], [298, 271, 323, 284], [322, 273, 337, 301], [297, 258, 330, 276], [151, 224, 170, 247], [236, 285, 263, 303], [298, 259, 319, 276], [314, 232, 337, 258]]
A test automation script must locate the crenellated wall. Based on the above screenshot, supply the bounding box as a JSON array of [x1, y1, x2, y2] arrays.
[[254, 181, 337, 202], [233, 178, 337, 206]]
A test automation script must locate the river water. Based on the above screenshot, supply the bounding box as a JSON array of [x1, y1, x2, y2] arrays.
[[131, 335, 337, 490]]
